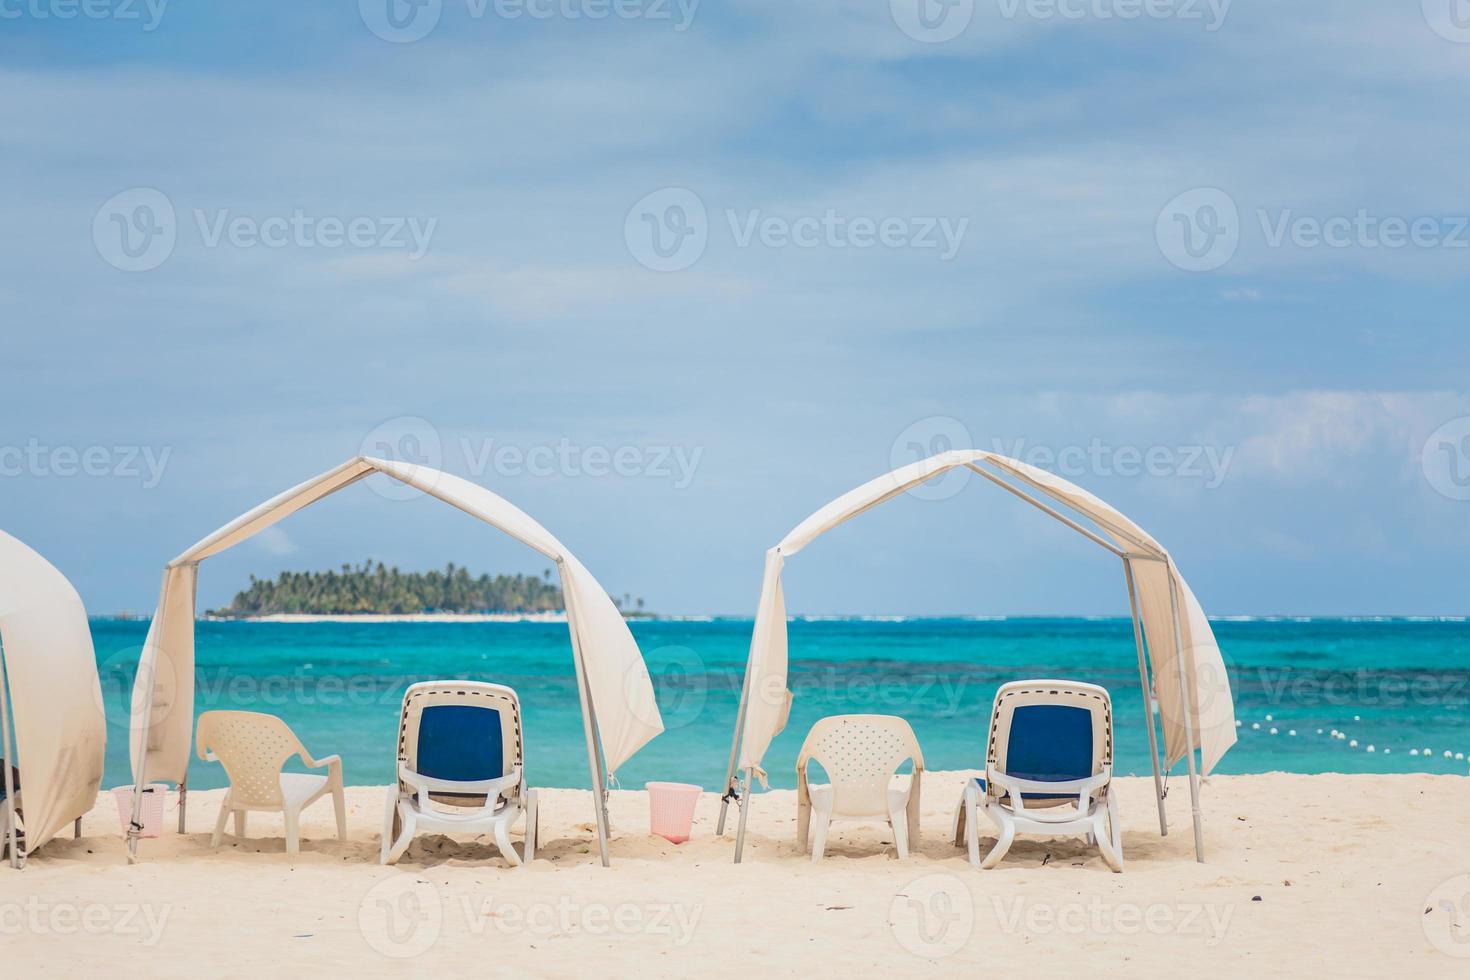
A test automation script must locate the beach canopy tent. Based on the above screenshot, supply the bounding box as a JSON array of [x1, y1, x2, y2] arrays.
[[128, 456, 664, 866], [718, 450, 1236, 863], [0, 529, 106, 868]]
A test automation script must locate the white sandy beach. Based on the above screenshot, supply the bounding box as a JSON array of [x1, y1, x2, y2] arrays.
[[7, 773, 1470, 977]]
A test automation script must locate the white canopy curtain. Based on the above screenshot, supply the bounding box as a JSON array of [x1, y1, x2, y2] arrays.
[[0, 529, 106, 867], [128, 456, 664, 867], [717, 449, 1236, 864]]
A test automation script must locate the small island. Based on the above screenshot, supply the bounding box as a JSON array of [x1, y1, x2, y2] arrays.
[[207, 561, 650, 620]]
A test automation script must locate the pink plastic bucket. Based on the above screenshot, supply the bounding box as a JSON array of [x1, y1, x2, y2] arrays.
[[646, 781, 701, 844], [112, 784, 168, 839]]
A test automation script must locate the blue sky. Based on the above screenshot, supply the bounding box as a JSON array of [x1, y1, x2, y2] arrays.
[[2, 1, 1468, 616]]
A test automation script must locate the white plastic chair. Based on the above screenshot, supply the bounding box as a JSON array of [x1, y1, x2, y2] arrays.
[[380, 681, 537, 867], [195, 711, 346, 855], [951, 680, 1122, 872], [796, 714, 923, 861]]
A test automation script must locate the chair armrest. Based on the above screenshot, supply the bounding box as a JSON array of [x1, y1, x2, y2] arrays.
[[302, 752, 342, 771], [399, 763, 523, 815], [990, 768, 1111, 817]]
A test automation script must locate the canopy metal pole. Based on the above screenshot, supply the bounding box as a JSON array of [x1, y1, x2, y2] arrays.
[[582, 682, 614, 866], [1124, 558, 1168, 837], [176, 567, 199, 836], [585, 678, 612, 833], [716, 661, 751, 837], [125, 648, 156, 863], [1167, 566, 1205, 862], [733, 766, 752, 863], [127, 570, 174, 864], [559, 559, 612, 868], [1, 641, 22, 869], [967, 465, 1127, 557], [126, 644, 158, 863], [971, 460, 1165, 559]]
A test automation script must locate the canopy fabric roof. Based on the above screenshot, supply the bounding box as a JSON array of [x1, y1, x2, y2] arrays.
[[130, 456, 663, 789], [0, 529, 106, 854], [737, 449, 1236, 781]]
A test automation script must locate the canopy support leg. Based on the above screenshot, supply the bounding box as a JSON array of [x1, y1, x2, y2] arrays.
[[586, 682, 612, 863], [127, 637, 161, 863], [571, 645, 611, 868], [733, 768, 752, 864], [969, 464, 1128, 558], [1124, 558, 1168, 837], [560, 560, 612, 868], [177, 778, 188, 833], [1167, 568, 1205, 863], [1, 644, 21, 869], [716, 663, 751, 838]]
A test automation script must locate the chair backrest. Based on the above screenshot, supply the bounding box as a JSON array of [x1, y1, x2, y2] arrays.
[[986, 680, 1112, 794], [797, 714, 922, 817], [397, 682, 523, 802], [195, 711, 307, 808]]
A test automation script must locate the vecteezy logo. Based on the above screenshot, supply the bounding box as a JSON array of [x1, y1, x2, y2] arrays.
[[634, 645, 709, 731], [624, 188, 708, 272], [1424, 874, 1470, 957], [94, 644, 178, 733], [1155, 188, 1240, 272], [890, 0, 974, 43], [1423, 0, 1470, 43], [1193, 642, 1233, 709], [1422, 417, 1470, 501], [358, 875, 442, 958], [359, 0, 442, 43], [889, 872, 974, 958], [890, 416, 973, 501], [93, 188, 177, 272], [359, 416, 444, 501]]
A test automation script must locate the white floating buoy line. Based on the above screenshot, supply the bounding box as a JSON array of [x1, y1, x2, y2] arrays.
[[1238, 713, 1468, 770]]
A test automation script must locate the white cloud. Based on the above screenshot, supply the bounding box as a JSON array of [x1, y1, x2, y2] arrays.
[[252, 526, 299, 557], [1230, 390, 1468, 486]]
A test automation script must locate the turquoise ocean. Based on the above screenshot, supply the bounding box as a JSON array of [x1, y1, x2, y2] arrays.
[[90, 617, 1470, 792]]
